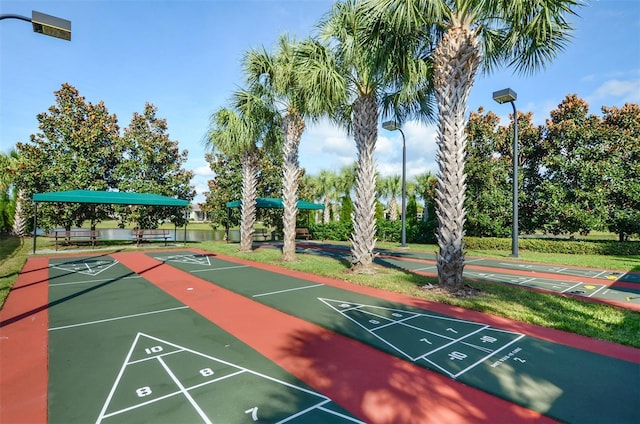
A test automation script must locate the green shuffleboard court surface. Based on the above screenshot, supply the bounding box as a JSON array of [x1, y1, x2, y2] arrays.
[[152, 251, 640, 424], [47, 255, 363, 423]]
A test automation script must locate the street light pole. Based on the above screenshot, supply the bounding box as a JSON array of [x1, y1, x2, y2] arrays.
[[382, 120, 407, 247], [492, 88, 519, 258], [0, 10, 71, 40]]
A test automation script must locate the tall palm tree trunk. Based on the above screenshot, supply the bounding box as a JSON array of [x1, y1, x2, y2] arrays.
[[389, 196, 398, 221], [350, 95, 378, 273], [11, 190, 27, 237], [433, 23, 481, 290], [281, 113, 304, 261], [239, 151, 259, 253], [323, 196, 330, 223]]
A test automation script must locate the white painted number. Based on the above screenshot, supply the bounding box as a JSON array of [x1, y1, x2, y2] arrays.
[[513, 357, 526, 363], [480, 336, 497, 343], [448, 351, 467, 361], [369, 319, 380, 325], [145, 346, 163, 354], [420, 338, 432, 344], [446, 328, 458, 334], [136, 386, 152, 397], [339, 303, 351, 308], [245, 407, 259, 421], [200, 368, 214, 377], [392, 313, 403, 318]]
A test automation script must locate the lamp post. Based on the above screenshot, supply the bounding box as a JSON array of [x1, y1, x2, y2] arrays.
[[0, 10, 71, 40], [382, 120, 407, 247], [492, 88, 519, 258]]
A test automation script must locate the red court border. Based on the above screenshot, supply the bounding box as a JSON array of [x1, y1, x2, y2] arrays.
[[0, 257, 49, 424]]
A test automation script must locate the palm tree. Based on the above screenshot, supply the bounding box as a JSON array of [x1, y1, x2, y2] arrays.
[[316, 169, 337, 223], [244, 35, 345, 261], [369, 0, 582, 289], [414, 171, 437, 222], [307, 0, 433, 273], [381, 175, 402, 221], [206, 89, 280, 253]]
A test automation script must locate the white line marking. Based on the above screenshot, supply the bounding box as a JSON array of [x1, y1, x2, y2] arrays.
[[451, 335, 526, 379], [49, 306, 188, 331], [191, 265, 249, 273], [561, 282, 583, 293], [49, 275, 141, 287], [517, 277, 537, 286], [101, 390, 183, 419], [414, 266, 437, 271], [253, 284, 324, 298], [158, 356, 213, 424], [592, 270, 609, 279], [276, 399, 331, 423], [96, 332, 143, 424], [464, 258, 485, 264], [587, 285, 608, 298], [415, 326, 489, 361]]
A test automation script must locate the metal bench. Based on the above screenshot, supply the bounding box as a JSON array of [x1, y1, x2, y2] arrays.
[[131, 229, 170, 247], [48, 229, 100, 250]]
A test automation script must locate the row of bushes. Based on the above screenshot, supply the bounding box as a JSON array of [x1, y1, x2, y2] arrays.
[[465, 237, 640, 256], [308, 221, 640, 256]]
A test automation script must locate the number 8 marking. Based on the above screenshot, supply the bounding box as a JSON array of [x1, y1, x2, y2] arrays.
[[200, 368, 214, 377], [136, 386, 152, 397]]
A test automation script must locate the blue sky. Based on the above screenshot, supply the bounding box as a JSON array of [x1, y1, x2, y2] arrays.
[[1, 0, 639, 203]]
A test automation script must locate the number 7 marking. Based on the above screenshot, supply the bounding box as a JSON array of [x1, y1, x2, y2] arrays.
[[245, 407, 258, 421]]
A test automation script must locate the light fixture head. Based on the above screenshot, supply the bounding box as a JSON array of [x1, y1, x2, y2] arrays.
[[382, 120, 400, 131], [31, 10, 71, 41], [492, 88, 517, 104]]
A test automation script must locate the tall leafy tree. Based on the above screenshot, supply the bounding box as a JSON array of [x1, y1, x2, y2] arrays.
[[600, 103, 640, 240], [369, 0, 583, 289], [536, 95, 607, 235], [114, 103, 194, 229], [0, 150, 19, 234], [14, 83, 121, 232], [464, 108, 511, 236]]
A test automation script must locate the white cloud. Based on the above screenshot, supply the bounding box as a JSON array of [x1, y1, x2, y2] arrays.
[[591, 79, 640, 104], [193, 164, 214, 177]]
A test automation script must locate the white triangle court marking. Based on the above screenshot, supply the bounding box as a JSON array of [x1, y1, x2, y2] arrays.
[[49, 259, 120, 276], [96, 332, 364, 424], [318, 297, 526, 378], [153, 254, 212, 266]]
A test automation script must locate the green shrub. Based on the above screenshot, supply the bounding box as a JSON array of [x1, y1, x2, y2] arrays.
[[465, 237, 640, 255], [309, 221, 353, 241]]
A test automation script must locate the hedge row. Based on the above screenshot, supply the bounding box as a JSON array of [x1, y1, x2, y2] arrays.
[[465, 237, 640, 256]]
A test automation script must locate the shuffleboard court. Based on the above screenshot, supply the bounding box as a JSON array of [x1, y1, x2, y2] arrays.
[[45, 255, 364, 423], [151, 250, 640, 424], [289, 242, 640, 310]]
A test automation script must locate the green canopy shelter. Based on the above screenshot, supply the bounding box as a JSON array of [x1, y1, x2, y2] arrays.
[[225, 197, 324, 241], [31, 190, 190, 253], [225, 197, 324, 210]]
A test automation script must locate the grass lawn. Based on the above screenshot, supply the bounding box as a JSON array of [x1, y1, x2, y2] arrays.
[[2, 236, 639, 348]]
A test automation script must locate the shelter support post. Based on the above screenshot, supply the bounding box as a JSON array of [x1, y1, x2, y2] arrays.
[[32, 201, 38, 254]]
